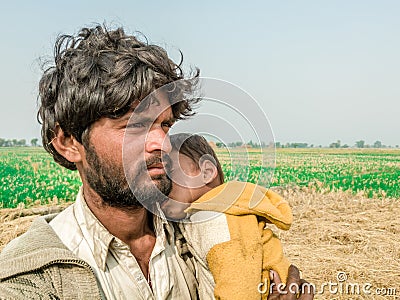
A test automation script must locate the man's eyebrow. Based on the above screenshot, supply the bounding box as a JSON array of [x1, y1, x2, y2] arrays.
[[127, 116, 154, 124], [126, 116, 176, 124]]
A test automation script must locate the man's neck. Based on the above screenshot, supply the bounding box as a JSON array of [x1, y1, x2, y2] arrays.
[[85, 196, 154, 245], [82, 184, 157, 279], [82, 184, 155, 246]]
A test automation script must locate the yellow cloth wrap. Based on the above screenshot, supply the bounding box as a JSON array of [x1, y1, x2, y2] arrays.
[[258, 220, 290, 299], [186, 181, 292, 300], [186, 181, 292, 230]]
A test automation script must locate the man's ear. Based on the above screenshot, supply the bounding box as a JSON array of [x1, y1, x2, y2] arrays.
[[200, 159, 218, 185], [51, 125, 84, 163]]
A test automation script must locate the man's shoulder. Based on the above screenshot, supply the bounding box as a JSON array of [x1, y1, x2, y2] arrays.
[[0, 212, 101, 299], [0, 212, 78, 280]]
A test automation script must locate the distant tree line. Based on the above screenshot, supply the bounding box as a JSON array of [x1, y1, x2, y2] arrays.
[[2, 137, 398, 149], [0, 138, 39, 147], [327, 140, 397, 149], [276, 140, 398, 148], [215, 140, 269, 148], [214, 140, 399, 149]]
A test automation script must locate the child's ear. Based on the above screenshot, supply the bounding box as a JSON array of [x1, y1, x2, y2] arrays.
[[200, 159, 218, 185], [51, 124, 84, 164]]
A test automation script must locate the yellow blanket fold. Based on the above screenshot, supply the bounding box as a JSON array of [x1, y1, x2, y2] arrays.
[[186, 181, 292, 300], [186, 181, 293, 230]]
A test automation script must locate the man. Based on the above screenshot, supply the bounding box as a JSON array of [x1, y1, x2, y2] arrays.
[[0, 25, 313, 300]]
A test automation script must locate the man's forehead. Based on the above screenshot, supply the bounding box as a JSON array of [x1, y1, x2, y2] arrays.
[[126, 91, 173, 122]]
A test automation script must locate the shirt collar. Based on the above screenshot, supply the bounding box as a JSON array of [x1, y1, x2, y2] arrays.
[[76, 188, 174, 271], [76, 189, 114, 271], [152, 202, 177, 254]]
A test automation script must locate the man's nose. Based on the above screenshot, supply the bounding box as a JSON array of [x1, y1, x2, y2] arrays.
[[145, 127, 172, 153]]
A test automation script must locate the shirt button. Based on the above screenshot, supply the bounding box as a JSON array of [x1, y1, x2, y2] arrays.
[[136, 274, 143, 281]]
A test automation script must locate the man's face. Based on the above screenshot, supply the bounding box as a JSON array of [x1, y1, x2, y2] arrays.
[[82, 92, 174, 208]]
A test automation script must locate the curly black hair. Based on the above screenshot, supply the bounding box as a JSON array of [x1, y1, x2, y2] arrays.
[[38, 25, 200, 170]]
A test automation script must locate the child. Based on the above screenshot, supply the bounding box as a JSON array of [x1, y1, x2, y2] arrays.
[[161, 133, 293, 300]]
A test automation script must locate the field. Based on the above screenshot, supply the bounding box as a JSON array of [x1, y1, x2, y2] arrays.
[[0, 147, 399, 299], [218, 147, 400, 199], [0, 147, 81, 208], [1, 147, 399, 209]]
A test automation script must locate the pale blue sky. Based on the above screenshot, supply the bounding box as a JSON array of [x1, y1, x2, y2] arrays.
[[0, 0, 399, 146]]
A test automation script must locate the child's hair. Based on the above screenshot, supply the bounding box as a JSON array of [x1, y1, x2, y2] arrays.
[[170, 133, 224, 184]]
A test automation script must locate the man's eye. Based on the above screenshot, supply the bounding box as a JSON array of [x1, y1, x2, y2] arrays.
[[127, 122, 146, 129]]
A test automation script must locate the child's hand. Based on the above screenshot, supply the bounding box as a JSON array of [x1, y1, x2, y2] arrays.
[[268, 265, 314, 300]]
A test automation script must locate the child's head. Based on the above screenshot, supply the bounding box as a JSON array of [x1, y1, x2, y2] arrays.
[[161, 133, 224, 219]]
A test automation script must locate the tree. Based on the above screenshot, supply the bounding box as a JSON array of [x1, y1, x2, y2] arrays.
[[289, 142, 308, 148], [373, 140, 382, 148], [17, 139, 26, 147], [31, 138, 39, 147], [329, 140, 341, 148], [355, 140, 365, 148]]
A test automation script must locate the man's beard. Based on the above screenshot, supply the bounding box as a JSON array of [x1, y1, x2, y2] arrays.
[[84, 145, 172, 208]]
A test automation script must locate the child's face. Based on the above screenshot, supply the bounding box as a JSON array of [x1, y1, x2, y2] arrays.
[[161, 150, 208, 219], [169, 150, 208, 203]]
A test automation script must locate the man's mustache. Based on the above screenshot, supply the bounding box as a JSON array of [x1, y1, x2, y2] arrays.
[[125, 154, 172, 182], [144, 154, 172, 172]]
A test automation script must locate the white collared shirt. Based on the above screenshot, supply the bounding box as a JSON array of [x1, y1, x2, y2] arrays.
[[50, 188, 197, 300]]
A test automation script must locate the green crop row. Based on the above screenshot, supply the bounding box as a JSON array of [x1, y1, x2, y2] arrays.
[[0, 148, 81, 208], [218, 148, 400, 198], [1, 147, 399, 208]]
